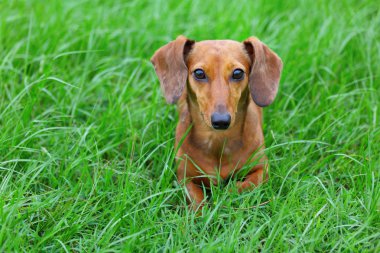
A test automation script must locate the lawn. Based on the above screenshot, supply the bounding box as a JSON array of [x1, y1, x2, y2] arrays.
[[0, 0, 379, 251]]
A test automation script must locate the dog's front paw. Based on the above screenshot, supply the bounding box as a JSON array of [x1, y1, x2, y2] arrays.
[[235, 181, 256, 193]]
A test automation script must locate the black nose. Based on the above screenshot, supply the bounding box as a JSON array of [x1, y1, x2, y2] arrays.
[[211, 112, 231, 130]]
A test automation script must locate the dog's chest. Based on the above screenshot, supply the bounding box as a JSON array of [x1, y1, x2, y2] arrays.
[[191, 155, 246, 186], [195, 140, 247, 180], [201, 134, 243, 155]]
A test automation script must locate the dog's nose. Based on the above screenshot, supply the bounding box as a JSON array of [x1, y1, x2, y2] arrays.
[[211, 112, 231, 130]]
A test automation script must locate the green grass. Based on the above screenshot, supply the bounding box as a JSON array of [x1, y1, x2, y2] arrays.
[[0, 0, 379, 251]]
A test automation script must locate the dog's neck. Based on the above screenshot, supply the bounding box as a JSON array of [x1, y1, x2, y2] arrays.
[[185, 88, 250, 157]]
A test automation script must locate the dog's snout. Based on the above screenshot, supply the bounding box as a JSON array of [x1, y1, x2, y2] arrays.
[[211, 112, 231, 130]]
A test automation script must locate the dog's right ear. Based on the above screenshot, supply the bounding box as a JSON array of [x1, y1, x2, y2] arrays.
[[243, 37, 283, 107], [150, 35, 195, 104]]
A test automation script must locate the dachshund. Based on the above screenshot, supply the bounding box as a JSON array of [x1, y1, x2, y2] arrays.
[[151, 36, 283, 211]]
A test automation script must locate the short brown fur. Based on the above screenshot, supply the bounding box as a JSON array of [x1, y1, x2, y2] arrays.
[[151, 36, 283, 211]]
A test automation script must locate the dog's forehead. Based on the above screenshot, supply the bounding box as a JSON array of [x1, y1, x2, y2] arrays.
[[188, 40, 250, 66]]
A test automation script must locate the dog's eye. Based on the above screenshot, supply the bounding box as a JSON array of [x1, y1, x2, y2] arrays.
[[193, 69, 207, 81], [232, 69, 244, 81]]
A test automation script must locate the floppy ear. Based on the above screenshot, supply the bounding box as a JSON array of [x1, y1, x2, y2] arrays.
[[243, 37, 283, 107], [150, 35, 195, 104]]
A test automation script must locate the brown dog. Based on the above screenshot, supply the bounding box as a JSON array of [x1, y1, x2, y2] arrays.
[[151, 36, 283, 210]]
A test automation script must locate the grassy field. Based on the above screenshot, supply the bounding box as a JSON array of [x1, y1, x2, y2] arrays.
[[0, 0, 379, 251]]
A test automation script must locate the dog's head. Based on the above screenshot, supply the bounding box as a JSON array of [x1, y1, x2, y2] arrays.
[[151, 35, 283, 130]]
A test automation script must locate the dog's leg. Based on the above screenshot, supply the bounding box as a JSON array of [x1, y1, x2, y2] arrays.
[[177, 162, 205, 211], [235, 164, 268, 193], [185, 181, 205, 211]]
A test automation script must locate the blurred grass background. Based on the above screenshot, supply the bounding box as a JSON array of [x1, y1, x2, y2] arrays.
[[0, 0, 379, 251]]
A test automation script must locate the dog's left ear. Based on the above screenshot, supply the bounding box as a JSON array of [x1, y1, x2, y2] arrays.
[[243, 37, 283, 107], [151, 35, 195, 104]]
